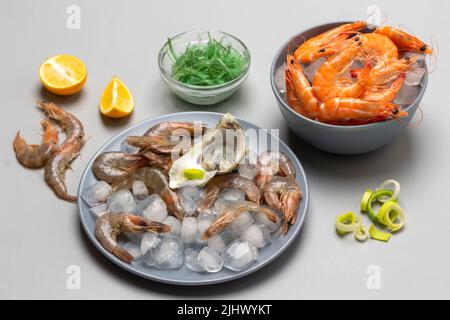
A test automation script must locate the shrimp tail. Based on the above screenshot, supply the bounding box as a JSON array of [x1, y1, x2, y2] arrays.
[[113, 247, 135, 263]]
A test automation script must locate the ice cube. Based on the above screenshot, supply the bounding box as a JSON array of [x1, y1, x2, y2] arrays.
[[162, 216, 182, 236], [197, 247, 223, 273], [214, 198, 232, 214], [179, 187, 199, 216], [180, 217, 197, 244], [132, 180, 148, 201], [238, 150, 259, 180], [82, 181, 112, 206], [207, 229, 235, 254], [108, 189, 137, 213], [140, 231, 160, 255], [223, 240, 258, 271], [122, 241, 143, 261], [303, 57, 326, 83], [227, 211, 254, 235], [220, 188, 246, 202], [241, 224, 271, 248], [393, 84, 422, 105], [143, 236, 184, 269], [120, 139, 139, 154], [141, 194, 168, 222], [254, 206, 282, 233], [405, 68, 426, 86], [274, 64, 286, 93], [184, 248, 205, 272], [89, 203, 109, 219], [196, 212, 215, 244]]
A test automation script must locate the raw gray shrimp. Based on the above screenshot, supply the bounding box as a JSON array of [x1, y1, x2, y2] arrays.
[[255, 151, 296, 188], [44, 137, 85, 202], [140, 150, 172, 174], [262, 176, 302, 234], [195, 174, 261, 215], [201, 201, 278, 240], [95, 213, 170, 263], [36, 101, 86, 202], [92, 152, 149, 184], [112, 167, 184, 220], [36, 100, 84, 143], [127, 122, 207, 154], [13, 119, 59, 168]]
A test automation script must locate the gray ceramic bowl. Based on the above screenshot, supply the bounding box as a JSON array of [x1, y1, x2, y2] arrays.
[[78, 112, 309, 285], [270, 22, 428, 155]]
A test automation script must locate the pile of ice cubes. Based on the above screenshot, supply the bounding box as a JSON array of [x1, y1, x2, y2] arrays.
[[83, 178, 282, 274]]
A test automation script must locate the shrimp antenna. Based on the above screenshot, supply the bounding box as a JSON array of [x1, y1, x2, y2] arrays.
[[408, 106, 424, 128], [426, 34, 439, 75]]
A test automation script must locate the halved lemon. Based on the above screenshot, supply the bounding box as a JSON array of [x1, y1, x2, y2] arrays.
[[100, 76, 134, 118], [39, 54, 87, 95]]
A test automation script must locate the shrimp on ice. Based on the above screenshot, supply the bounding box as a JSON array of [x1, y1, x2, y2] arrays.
[[92, 152, 150, 184], [317, 97, 407, 125], [255, 151, 296, 188], [201, 201, 278, 240], [262, 177, 302, 234], [95, 213, 170, 263], [195, 174, 261, 215], [374, 26, 433, 54], [112, 167, 185, 220], [13, 119, 59, 168], [360, 74, 405, 102], [312, 39, 372, 102], [285, 55, 320, 119], [294, 21, 367, 63], [127, 122, 207, 155]]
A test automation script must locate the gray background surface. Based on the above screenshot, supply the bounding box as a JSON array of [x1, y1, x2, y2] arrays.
[[1, 0, 449, 299]]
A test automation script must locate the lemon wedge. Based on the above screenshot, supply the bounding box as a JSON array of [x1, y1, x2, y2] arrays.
[[39, 54, 87, 95], [183, 168, 205, 180], [100, 76, 134, 118]]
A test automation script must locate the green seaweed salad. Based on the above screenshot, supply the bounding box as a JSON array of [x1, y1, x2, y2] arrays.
[[168, 34, 248, 86]]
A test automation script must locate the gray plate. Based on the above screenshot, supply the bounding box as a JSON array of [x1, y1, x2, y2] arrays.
[[77, 112, 309, 286]]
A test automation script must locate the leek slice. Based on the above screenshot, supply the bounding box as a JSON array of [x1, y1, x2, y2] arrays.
[[377, 179, 400, 203], [355, 225, 369, 242], [369, 224, 391, 242], [377, 200, 405, 232], [335, 212, 362, 235], [366, 189, 394, 223], [360, 189, 373, 212]]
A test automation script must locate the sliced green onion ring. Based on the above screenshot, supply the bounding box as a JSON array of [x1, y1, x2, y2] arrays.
[[355, 225, 369, 242], [377, 179, 400, 203], [369, 224, 391, 242], [377, 200, 405, 232], [366, 189, 394, 224], [360, 189, 373, 212], [335, 212, 362, 235]]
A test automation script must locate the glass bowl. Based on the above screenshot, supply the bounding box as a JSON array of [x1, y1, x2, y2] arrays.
[[158, 30, 251, 105]]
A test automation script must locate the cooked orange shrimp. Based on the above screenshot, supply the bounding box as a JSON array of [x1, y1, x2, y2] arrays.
[[128, 122, 207, 155], [317, 98, 407, 125], [367, 56, 419, 86], [95, 213, 170, 263], [255, 151, 296, 188], [262, 177, 302, 234], [375, 26, 433, 54], [285, 55, 319, 119], [201, 201, 278, 240], [312, 40, 372, 102], [196, 174, 261, 215], [294, 21, 367, 63], [13, 119, 59, 168], [44, 137, 85, 202], [360, 33, 399, 62], [361, 75, 405, 102]]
